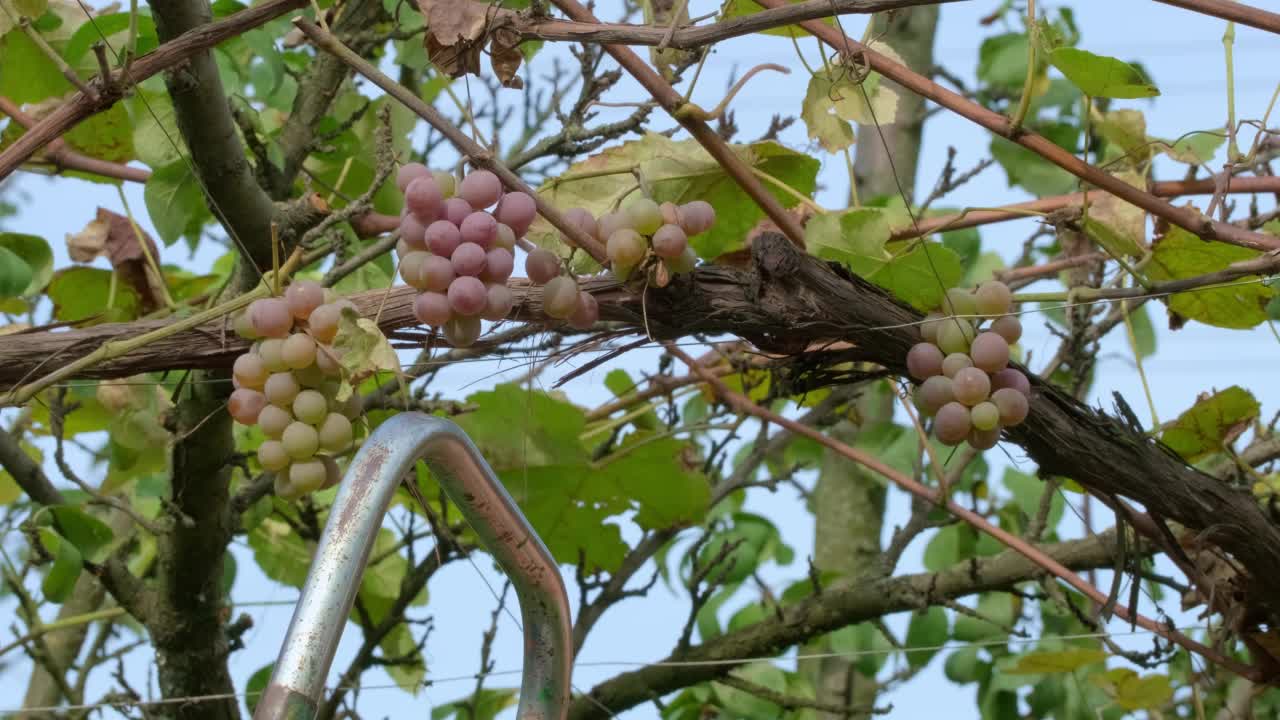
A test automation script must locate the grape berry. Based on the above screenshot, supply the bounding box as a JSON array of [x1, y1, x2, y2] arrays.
[[229, 280, 361, 500], [909, 281, 1030, 450]]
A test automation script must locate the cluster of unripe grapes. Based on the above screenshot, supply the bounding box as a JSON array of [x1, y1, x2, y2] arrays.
[[523, 194, 712, 323], [395, 164, 529, 347], [227, 281, 361, 499], [908, 281, 1031, 450]]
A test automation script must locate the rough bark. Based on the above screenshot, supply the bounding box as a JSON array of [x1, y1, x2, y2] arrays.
[[567, 529, 1127, 719]]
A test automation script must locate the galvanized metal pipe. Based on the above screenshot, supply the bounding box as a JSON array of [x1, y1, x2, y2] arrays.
[[254, 413, 573, 720]]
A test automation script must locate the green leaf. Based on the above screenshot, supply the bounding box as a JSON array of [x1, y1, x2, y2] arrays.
[[38, 527, 82, 602], [1127, 302, 1156, 358], [1005, 647, 1106, 674], [990, 137, 1078, 196], [827, 622, 893, 676], [249, 516, 314, 588], [923, 523, 976, 572], [719, 0, 832, 37], [244, 663, 273, 716], [432, 689, 517, 720], [1161, 386, 1259, 462], [944, 646, 985, 684], [978, 33, 1033, 91], [1159, 131, 1225, 165], [0, 245, 32, 297], [528, 133, 818, 262], [144, 161, 209, 245], [954, 593, 1017, 642], [63, 104, 136, 166], [1002, 468, 1064, 533], [63, 12, 158, 72], [1145, 225, 1275, 329], [128, 87, 185, 168], [712, 664, 787, 719], [1049, 47, 1159, 98], [49, 506, 114, 562], [46, 267, 141, 325], [904, 607, 949, 669], [0, 232, 52, 295], [14, 0, 47, 17], [0, 28, 73, 103], [869, 241, 963, 311]]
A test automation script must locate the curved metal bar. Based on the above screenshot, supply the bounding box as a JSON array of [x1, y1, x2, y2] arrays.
[[254, 413, 572, 720]]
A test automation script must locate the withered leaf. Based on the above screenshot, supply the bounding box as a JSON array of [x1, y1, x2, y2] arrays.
[[65, 208, 166, 312]]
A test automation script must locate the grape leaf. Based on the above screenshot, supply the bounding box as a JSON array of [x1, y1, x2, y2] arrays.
[[46, 266, 142, 324], [868, 241, 963, 311], [1096, 109, 1150, 165], [1157, 131, 1225, 165], [1145, 225, 1274, 329], [719, 0, 832, 37], [1161, 386, 1259, 462], [244, 664, 273, 716], [0, 28, 73, 103], [332, 310, 401, 384], [1005, 648, 1106, 675], [145, 161, 210, 246], [1091, 668, 1172, 711], [0, 233, 50, 296], [978, 33, 1032, 90], [990, 136, 1078, 196], [800, 70, 854, 152], [0, 245, 31, 297], [1049, 47, 1159, 99], [249, 516, 313, 588]]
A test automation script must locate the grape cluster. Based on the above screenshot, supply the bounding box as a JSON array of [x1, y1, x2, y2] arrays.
[[523, 195, 713, 325], [227, 280, 361, 499], [908, 281, 1031, 450], [394, 164, 529, 348]]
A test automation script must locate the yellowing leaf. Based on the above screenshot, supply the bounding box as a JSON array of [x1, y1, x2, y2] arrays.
[[1005, 648, 1107, 674], [800, 71, 854, 152], [1161, 386, 1259, 462], [1091, 668, 1173, 711], [332, 309, 401, 382], [1145, 225, 1275, 329]]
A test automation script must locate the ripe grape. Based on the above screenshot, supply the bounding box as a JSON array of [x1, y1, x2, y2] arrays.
[[942, 352, 973, 378], [400, 214, 428, 250], [281, 333, 318, 370], [458, 170, 502, 208], [460, 211, 498, 249], [525, 248, 561, 284], [969, 332, 1011, 373], [319, 412, 354, 453], [233, 311, 259, 340], [991, 387, 1029, 426], [919, 312, 945, 344], [482, 248, 514, 283], [482, 284, 514, 321], [665, 247, 698, 274], [659, 201, 681, 226], [447, 276, 488, 316], [934, 402, 971, 445], [250, 298, 294, 338], [917, 375, 955, 414], [406, 176, 444, 223], [970, 402, 1000, 431], [309, 303, 343, 344], [967, 426, 1001, 450], [321, 455, 342, 489], [494, 223, 516, 250], [568, 291, 598, 330], [265, 372, 301, 406], [607, 228, 647, 268], [396, 163, 430, 192], [563, 207, 598, 240], [943, 288, 977, 317], [433, 171, 457, 198], [444, 315, 482, 347], [399, 251, 432, 290], [286, 281, 324, 321], [282, 421, 320, 460], [292, 389, 329, 425], [495, 191, 536, 236], [443, 197, 473, 226], [233, 353, 268, 390], [314, 345, 342, 376], [937, 319, 976, 354], [624, 197, 663, 235], [651, 224, 688, 259], [258, 404, 292, 438], [395, 238, 412, 259], [906, 342, 944, 380], [228, 388, 267, 425], [414, 292, 452, 326], [426, 220, 462, 257], [974, 280, 1012, 316], [991, 368, 1031, 396], [258, 339, 288, 373], [451, 242, 487, 277], [543, 275, 579, 319], [258, 440, 291, 472], [679, 201, 715, 235], [290, 459, 327, 494], [597, 212, 631, 242], [990, 315, 1023, 344], [952, 367, 991, 406]]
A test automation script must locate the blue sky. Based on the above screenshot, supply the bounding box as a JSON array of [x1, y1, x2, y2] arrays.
[[1, 1, 1278, 718]]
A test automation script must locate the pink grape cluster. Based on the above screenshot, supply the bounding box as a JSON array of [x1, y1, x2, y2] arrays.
[[907, 281, 1031, 450], [395, 164, 528, 348], [227, 280, 361, 500]]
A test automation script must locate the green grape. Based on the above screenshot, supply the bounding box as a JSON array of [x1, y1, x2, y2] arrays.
[[257, 440, 291, 472], [937, 319, 975, 354], [290, 460, 327, 494], [974, 281, 1012, 316], [281, 333, 318, 370], [943, 287, 977, 317], [282, 421, 320, 460], [919, 312, 945, 344], [258, 404, 292, 439], [258, 339, 288, 373], [233, 311, 259, 340], [543, 276, 579, 319], [607, 228, 648, 269], [293, 390, 329, 425], [319, 413, 354, 453], [264, 372, 301, 407], [970, 402, 1000, 431], [624, 197, 663, 235], [942, 352, 973, 378]]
